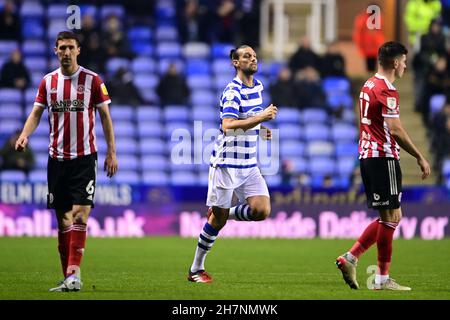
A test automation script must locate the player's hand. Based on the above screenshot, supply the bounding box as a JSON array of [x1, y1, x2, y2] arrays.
[[15, 136, 28, 152], [260, 126, 272, 140], [260, 104, 277, 121], [417, 156, 431, 180], [104, 152, 118, 178]]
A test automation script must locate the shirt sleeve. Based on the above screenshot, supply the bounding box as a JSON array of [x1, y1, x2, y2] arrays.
[[379, 89, 400, 118], [92, 75, 111, 107], [220, 87, 241, 119], [34, 78, 47, 108]]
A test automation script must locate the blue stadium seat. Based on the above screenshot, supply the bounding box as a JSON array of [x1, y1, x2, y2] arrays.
[[117, 155, 139, 170], [136, 106, 162, 121], [327, 93, 353, 109], [130, 42, 154, 56], [24, 57, 47, 72], [169, 162, 196, 172], [211, 43, 234, 58], [139, 138, 166, 155], [331, 123, 358, 142], [309, 157, 336, 176], [35, 152, 48, 169], [133, 74, 158, 90], [141, 155, 168, 171], [280, 140, 305, 157], [96, 139, 107, 154], [100, 5, 125, 19], [22, 40, 46, 56], [157, 59, 185, 74], [443, 159, 450, 177], [198, 172, 209, 186], [187, 75, 213, 90], [110, 105, 135, 121], [335, 142, 359, 157], [430, 94, 446, 118], [337, 157, 356, 176], [155, 26, 178, 41], [79, 4, 98, 17], [306, 141, 334, 157], [290, 157, 307, 174], [278, 124, 302, 140], [275, 108, 301, 124], [170, 172, 197, 186], [322, 76, 351, 94], [131, 57, 155, 74], [142, 171, 169, 185], [155, 42, 181, 59], [47, 20, 69, 39], [0, 40, 18, 55], [106, 58, 130, 75], [29, 136, 49, 152], [342, 108, 356, 123], [191, 90, 216, 106], [28, 170, 47, 183], [0, 170, 26, 182], [0, 89, 22, 104], [183, 42, 210, 59], [265, 174, 281, 187], [304, 124, 330, 141], [31, 72, 44, 87], [116, 138, 139, 154], [214, 75, 233, 91], [186, 59, 211, 75], [20, 1, 44, 18], [155, 0, 176, 19], [114, 122, 137, 138], [113, 171, 141, 184], [140, 89, 159, 104], [0, 104, 23, 119], [212, 59, 233, 75], [34, 121, 50, 137], [47, 4, 68, 18], [138, 121, 164, 138], [165, 122, 192, 138], [191, 106, 218, 122], [128, 27, 152, 41], [302, 108, 328, 123], [22, 19, 45, 39], [164, 105, 190, 122]]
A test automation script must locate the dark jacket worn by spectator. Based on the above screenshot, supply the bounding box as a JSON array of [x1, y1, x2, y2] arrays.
[[106, 67, 144, 106], [156, 63, 190, 106], [0, 50, 30, 89], [0, 130, 35, 174]]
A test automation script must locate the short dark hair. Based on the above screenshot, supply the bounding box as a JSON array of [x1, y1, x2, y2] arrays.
[[229, 45, 251, 61], [378, 41, 408, 68], [55, 31, 80, 48]]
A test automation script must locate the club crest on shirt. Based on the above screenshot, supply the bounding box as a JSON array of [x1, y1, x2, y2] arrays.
[[77, 85, 85, 94], [387, 97, 397, 110], [225, 90, 237, 101]]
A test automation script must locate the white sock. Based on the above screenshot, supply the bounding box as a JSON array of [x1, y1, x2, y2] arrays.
[[190, 223, 218, 273], [375, 274, 389, 285], [345, 252, 357, 263], [190, 246, 208, 272]]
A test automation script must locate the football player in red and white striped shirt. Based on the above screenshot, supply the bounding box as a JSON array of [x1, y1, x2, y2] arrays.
[[15, 31, 118, 292], [336, 42, 431, 291]]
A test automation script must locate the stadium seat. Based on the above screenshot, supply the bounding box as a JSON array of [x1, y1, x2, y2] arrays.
[[133, 74, 159, 90], [117, 155, 139, 170], [187, 75, 213, 90], [136, 106, 162, 121], [290, 157, 308, 174], [309, 157, 336, 176], [31, 72, 44, 87], [0, 40, 19, 55], [191, 90, 216, 106], [47, 20, 69, 39], [214, 75, 232, 90], [322, 76, 351, 94], [128, 27, 152, 41], [191, 106, 218, 122], [157, 59, 185, 74], [275, 108, 301, 124], [34, 121, 50, 137], [34, 152, 48, 169], [164, 105, 190, 122], [169, 161, 196, 172], [331, 123, 358, 142], [335, 142, 359, 157], [138, 121, 164, 138], [306, 141, 334, 157], [304, 124, 330, 141], [337, 157, 356, 176], [183, 42, 210, 59], [278, 124, 302, 140], [114, 122, 137, 138], [186, 59, 211, 75], [165, 122, 193, 138], [198, 171, 209, 186], [141, 155, 168, 171], [170, 172, 197, 186], [0, 170, 26, 182], [0, 89, 21, 104], [22, 40, 46, 56], [443, 159, 450, 177], [142, 171, 169, 185], [79, 4, 98, 17], [106, 58, 130, 75], [342, 108, 356, 123], [113, 171, 141, 184], [327, 93, 354, 109], [29, 136, 49, 152], [430, 94, 446, 118], [24, 57, 47, 72], [110, 105, 135, 121], [100, 5, 125, 19], [139, 138, 166, 155], [155, 42, 181, 58], [131, 57, 156, 74], [155, 26, 178, 41], [280, 140, 305, 157], [47, 4, 69, 18], [20, 1, 44, 18], [265, 174, 281, 187], [212, 59, 234, 76], [28, 170, 47, 183], [22, 19, 45, 39], [302, 108, 328, 123], [0, 104, 23, 120], [130, 42, 154, 56], [211, 43, 234, 58], [116, 138, 139, 154]]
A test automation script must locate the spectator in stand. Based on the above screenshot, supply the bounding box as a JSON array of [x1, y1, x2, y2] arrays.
[[215, 0, 238, 43], [177, 0, 211, 43], [0, 49, 30, 89], [0, 0, 20, 40], [78, 14, 105, 73], [102, 14, 132, 59], [106, 67, 144, 106], [288, 36, 320, 75], [280, 159, 294, 187], [156, 63, 190, 106], [269, 67, 296, 107], [320, 41, 347, 78], [405, 0, 441, 49], [353, 5, 385, 72], [236, 0, 261, 48], [0, 130, 35, 174], [292, 66, 328, 109], [441, 0, 450, 33], [431, 102, 450, 183]]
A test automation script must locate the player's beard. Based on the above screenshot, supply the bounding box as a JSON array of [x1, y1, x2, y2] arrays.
[[243, 65, 257, 76]]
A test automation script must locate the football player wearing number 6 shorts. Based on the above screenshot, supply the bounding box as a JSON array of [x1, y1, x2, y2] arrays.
[[335, 42, 431, 291], [187, 45, 277, 283], [15, 31, 118, 292]]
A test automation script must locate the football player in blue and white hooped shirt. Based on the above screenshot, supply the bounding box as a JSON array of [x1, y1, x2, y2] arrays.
[[187, 45, 278, 283]]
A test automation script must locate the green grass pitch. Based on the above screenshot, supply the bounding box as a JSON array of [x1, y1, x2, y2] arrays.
[[0, 237, 449, 300]]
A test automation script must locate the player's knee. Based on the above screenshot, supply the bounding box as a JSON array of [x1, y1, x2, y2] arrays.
[[251, 205, 271, 221], [72, 208, 90, 224]]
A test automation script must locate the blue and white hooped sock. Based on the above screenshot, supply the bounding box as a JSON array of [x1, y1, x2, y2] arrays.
[[228, 204, 254, 221]]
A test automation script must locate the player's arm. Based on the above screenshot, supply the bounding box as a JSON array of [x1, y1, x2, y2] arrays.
[[384, 117, 431, 180], [97, 104, 118, 178], [15, 106, 44, 152], [222, 104, 278, 132]]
